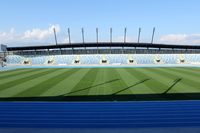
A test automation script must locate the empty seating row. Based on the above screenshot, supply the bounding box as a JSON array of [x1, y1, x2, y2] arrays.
[[6, 54, 200, 65]]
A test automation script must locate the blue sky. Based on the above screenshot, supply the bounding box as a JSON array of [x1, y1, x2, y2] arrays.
[[1, 0, 200, 46]]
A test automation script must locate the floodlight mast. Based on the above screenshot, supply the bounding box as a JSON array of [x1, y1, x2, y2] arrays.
[[96, 28, 99, 54], [110, 28, 112, 54], [82, 28, 86, 51], [124, 27, 127, 43], [138, 28, 141, 44], [151, 27, 156, 44], [82, 28, 85, 44], [53, 28, 58, 45], [122, 27, 127, 54], [96, 28, 99, 43], [68, 28, 71, 44], [110, 28, 112, 43]]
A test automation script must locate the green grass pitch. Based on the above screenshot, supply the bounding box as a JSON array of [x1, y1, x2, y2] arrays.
[[0, 67, 200, 99]]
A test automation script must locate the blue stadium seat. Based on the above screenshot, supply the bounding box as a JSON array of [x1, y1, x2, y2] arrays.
[[6, 55, 24, 64], [6, 54, 200, 65]]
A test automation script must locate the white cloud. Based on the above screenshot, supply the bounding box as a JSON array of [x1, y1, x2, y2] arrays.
[[2, 26, 200, 46], [159, 34, 200, 45], [22, 24, 60, 40], [0, 24, 61, 46], [0, 28, 17, 43]]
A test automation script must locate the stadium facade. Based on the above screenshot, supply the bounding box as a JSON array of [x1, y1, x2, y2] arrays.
[[1, 42, 200, 66]]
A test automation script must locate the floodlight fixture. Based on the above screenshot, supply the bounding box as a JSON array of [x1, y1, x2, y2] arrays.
[[82, 28, 85, 44], [67, 28, 71, 44], [110, 28, 112, 43], [96, 28, 99, 43], [53, 28, 58, 45], [151, 27, 156, 44], [124, 27, 127, 43], [138, 28, 141, 43]]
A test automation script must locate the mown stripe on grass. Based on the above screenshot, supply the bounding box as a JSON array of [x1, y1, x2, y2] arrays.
[[0, 69, 62, 97], [171, 67, 200, 74], [116, 68, 152, 95], [87, 68, 118, 95], [169, 67, 200, 78], [87, 68, 120, 95], [125, 68, 168, 94], [0, 69, 56, 92], [88, 68, 106, 95], [136, 68, 197, 94], [137, 68, 174, 89], [0, 68, 26, 75], [156, 68, 199, 93], [67, 68, 99, 96], [110, 68, 132, 95], [41, 68, 90, 96], [101, 68, 122, 95], [0, 69, 45, 85], [0, 69, 41, 80], [125, 68, 158, 94], [15, 68, 80, 97], [40, 68, 91, 96], [0, 68, 30, 77], [146, 68, 186, 94], [158, 68, 200, 93], [166, 68, 200, 84]]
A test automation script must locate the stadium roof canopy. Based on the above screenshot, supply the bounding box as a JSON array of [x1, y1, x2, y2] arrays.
[[6, 42, 200, 51]]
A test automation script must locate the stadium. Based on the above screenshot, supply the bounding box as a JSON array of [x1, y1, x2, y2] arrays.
[[1, 28, 200, 101], [2, 30, 200, 131], [2, 0, 200, 132]]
